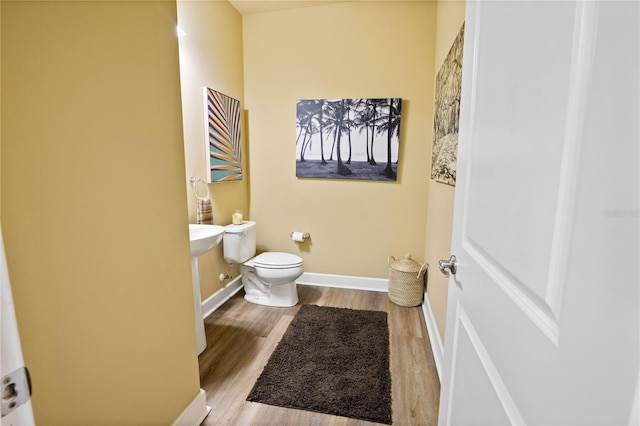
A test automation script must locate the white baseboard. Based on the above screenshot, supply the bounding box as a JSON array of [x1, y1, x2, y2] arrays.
[[172, 389, 211, 426], [422, 292, 444, 381], [201, 276, 243, 319], [296, 272, 388, 292]]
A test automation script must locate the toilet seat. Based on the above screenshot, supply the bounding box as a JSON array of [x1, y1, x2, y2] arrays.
[[253, 252, 303, 269]]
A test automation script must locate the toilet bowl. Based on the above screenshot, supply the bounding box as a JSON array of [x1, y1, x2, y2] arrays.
[[223, 221, 303, 307], [240, 252, 302, 307]]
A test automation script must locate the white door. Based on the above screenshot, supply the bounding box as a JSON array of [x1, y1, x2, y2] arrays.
[[438, 1, 639, 425], [1, 229, 35, 425]]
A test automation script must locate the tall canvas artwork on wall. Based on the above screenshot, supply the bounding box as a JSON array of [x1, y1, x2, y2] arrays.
[[204, 87, 242, 183], [431, 23, 465, 186], [296, 98, 402, 181]]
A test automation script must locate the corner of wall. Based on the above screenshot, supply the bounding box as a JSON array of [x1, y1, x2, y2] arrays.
[[423, 0, 466, 342], [177, 0, 247, 299]]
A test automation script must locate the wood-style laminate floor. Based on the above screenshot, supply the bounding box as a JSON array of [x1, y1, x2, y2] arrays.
[[198, 285, 440, 425]]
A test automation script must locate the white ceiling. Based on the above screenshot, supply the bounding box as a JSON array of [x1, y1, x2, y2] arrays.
[[228, 0, 350, 15]]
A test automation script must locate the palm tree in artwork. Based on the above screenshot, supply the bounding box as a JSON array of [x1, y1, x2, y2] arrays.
[[378, 98, 402, 179], [325, 98, 357, 162], [296, 99, 329, 164], [318, 100, 327, 165], [367, 99, 388, 165], [296, 99, 319, 162], [353, 99, 374, 164], [295, 110, 307, 153], [335, 99, 353, 176], [343, 98, 360, 164], [323, 99, 352, 176]]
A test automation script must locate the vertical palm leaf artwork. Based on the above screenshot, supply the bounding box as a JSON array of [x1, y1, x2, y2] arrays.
[[431, 22, 464, 186], [204, 87, 242, 182], [296, 98, 402, 181]]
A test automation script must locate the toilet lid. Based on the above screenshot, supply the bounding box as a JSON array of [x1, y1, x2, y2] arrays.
[[253, 252, 303, 269]]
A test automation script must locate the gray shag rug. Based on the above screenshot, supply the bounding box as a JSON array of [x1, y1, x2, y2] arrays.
[[246, 304, 392, 424]]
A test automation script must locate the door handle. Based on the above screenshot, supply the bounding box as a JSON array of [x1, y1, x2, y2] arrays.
[[439, 255, 457, 276]]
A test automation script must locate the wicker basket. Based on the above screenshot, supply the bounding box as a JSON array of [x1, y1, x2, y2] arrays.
[[387, 254, 428, 307]]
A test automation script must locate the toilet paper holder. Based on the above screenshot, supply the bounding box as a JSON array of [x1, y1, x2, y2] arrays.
[[290, 232, 310, 241]]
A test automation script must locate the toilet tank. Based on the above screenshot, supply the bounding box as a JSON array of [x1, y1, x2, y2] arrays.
[[223, 221, 257, 263]]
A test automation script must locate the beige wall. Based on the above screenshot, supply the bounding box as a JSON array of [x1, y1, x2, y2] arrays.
[[243, 2, 437, 278], [177, 0, 248, 299], [424, 0, 466, 340], [1, 1, 201, 423]]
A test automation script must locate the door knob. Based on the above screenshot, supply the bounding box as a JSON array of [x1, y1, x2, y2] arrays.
[[439, 255, 457, 276]]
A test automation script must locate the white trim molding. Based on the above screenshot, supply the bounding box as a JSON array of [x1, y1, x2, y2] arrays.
[[172, 389, 211, 426], [422, 292, 444, 380], [296, 272, 388, 292], [201, 276, 244, 319]]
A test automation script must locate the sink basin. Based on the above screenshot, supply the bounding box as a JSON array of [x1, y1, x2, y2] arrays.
[[188, 224, 225, 256]]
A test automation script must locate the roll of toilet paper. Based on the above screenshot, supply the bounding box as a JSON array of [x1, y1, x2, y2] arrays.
[[291, 232, 306, 242]]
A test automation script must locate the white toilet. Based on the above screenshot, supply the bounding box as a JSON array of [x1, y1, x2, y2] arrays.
[[223, 221, 303, 307]]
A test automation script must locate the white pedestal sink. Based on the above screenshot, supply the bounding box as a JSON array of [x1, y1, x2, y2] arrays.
[[188, 224, 225, 355]]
